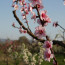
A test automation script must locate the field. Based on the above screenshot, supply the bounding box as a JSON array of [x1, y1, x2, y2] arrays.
[[0, 51, 65, 65], [0, 37, 65, 65]]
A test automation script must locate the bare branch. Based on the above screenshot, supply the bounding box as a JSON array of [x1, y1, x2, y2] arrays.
[[13, 10, 44, 42]]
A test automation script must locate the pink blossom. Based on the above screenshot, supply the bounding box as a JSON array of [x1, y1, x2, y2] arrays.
[[19, 29, 27, 33], [45, 17, 51, 23], [19, 29, 23, 33], [29, 0, 42, 6], [40, 10, 48, 20], [23, 30, 27, 33], [34, 25, 46, 39], [53, 22, 58, 27], [24, 9, 29, 14], [14, 4, 18, 10], [41, 10, 51, 23], [44, 49, 53, 62], [28, 3, 33, 12], [43, 41, 53, 49], [24, 3, 28, 8], [19, 1, 23, 6], [22, 15, 26, 19], [31, 12, 36, 22], [37, 4, 44, 10], [20, 7, 24, 13], [22, 13, 26, 19], [19, 26, 27, 33], [12, 22, 15, 27]]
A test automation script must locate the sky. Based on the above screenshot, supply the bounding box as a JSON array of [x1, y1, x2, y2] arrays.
[[0, 0, 65, 40]]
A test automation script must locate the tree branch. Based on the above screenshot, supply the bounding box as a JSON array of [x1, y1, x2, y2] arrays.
[[13, 10, 65, 48], [13, 10, 44, 42]]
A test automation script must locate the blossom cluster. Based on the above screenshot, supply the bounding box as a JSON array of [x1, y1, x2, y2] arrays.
[[43, 41, 53, 62], [12, 0, 51, 39], [12, 0, 54, 64]]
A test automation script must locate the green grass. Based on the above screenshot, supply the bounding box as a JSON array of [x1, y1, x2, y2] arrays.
[[0, 53, 65, 65], [55, 54, 65, 65]]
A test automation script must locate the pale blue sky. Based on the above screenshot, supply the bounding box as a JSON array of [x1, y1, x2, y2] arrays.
[[0, 0, 65, 40]]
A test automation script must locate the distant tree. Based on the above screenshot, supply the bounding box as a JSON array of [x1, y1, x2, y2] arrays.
[[18, 36, 30, 44]]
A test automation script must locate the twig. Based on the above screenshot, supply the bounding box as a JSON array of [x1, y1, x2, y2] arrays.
[[58, 24, 65, 31], [23, 3, 32, 32], [46, 36, 58, 65]]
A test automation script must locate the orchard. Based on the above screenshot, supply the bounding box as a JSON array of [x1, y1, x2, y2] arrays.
[[11, 0, 65, 65], [0, 0, 65, 65]]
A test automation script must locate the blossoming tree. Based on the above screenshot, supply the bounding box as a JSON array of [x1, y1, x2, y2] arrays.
[[11, 0, 65, 65]]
